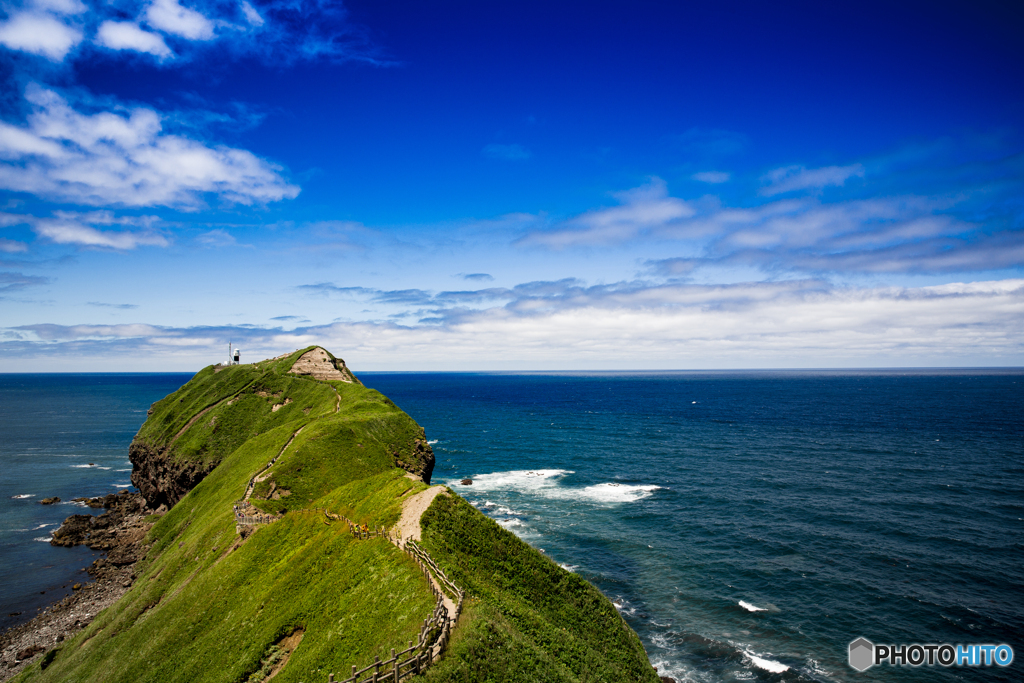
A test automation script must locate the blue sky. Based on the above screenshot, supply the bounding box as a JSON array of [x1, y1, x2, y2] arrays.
[[1, 0, 1022, 370]]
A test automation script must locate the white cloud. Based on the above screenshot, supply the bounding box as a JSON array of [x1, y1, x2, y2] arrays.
[[761, 163, 865, 196], [96, 21, 173, 58], [240, 1, 263, 27], [692, 171, 730, 184], [7, 279, 1023, 370], [196, 228, 237, 247], [0, 238, 28, 252], [34, 215, 169, 249], [144, 0, 215, 40], [0, 86, 299, 208], [0, 12, 83, 61], [30, 0, 87, 14], [518, 178, 695, 248]]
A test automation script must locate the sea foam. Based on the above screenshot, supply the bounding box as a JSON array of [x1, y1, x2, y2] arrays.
[[744, 651, 789, 673], [739, 600, 766, 612], [578, 483, 662, 504], [454, 469, 573, 492], [455, 470, 661, 505]]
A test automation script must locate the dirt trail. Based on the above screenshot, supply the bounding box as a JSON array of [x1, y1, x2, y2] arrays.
[[394, 486, 456, 619], [395, 486, 447, 544], [243, 426, 304, 501]]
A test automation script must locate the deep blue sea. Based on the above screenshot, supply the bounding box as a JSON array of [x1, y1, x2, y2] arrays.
[[2, 371, 1022, 682]]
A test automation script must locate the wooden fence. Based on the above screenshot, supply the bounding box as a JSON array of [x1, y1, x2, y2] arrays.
[[233, 502, 281, 527], [325, 521, 465, 683], [227, 501, 466, 682]]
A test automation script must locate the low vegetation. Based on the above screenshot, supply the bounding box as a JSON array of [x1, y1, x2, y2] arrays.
[[16, 347, 657, 683]]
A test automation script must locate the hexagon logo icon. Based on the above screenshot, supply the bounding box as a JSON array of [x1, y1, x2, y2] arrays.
[[849, 638, 874, 671]]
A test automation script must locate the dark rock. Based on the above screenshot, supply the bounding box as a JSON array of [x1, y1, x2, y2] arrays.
[[16, 645, 43, 661], [391, 437, 436, 484], [460, 478, 473, 485], [129, 441, 217, 509], [72, 584, 81, 591], [51, 492, 147, 551], [39, 497, 61, 505]]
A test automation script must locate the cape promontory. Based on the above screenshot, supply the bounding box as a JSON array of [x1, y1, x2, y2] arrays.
[[14, 347, 660, 683]]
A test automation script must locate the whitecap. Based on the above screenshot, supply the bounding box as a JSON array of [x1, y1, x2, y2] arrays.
[[10, 494, 34, 499], [577, 483, 662, 504], [739, 600, 766, 612], [112, 483, 131, 488], [71, 464, 96, 468], [115, 468, 132, 472], [456, 469, 573, 492], [497, 518, 524, 529], [744, 651, 789, 673], [427, 439, 438, 444], [34, 536, 53, 542], [559, 563, 578, 572], [33, 523, 56, 530]]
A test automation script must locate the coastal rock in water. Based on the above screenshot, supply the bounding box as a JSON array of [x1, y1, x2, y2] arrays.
[[51, 491, 147, 552], [460, 478, 473, 485], [39, 497, 60, 505]]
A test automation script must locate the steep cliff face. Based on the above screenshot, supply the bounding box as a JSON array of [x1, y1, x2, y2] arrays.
[[128, 441, 218, 510], [396, 437, 435, 483]]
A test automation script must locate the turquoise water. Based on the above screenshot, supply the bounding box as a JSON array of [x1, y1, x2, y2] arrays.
[[2, 370, 1022, 682]]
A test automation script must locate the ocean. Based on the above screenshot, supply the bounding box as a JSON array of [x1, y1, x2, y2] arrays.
[[2, 370, 1022, 682]]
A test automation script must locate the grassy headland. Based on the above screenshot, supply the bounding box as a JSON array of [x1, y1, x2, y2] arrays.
[[16, 347, 658, 683]]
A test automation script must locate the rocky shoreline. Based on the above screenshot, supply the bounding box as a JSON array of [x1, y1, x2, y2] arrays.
[[0, 491, 153, 681]]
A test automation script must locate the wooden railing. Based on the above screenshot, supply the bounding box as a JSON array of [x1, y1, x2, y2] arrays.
[[232, 502, 282, 527], [325, 519, 465, 683], [227, 500, 465, 682]]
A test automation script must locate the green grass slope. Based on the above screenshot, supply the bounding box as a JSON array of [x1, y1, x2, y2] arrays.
[[418, 495, 660, 683], [17, 347, 659, 683]]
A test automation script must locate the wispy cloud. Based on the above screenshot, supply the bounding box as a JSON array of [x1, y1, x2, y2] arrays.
[[692, 171, 730, 184], [0, 239, 28, 253], [87, 301, 138, 309], [0, 85, 299, 208], [196, 228, 237, 247], [0, 271, 50, 293], [459, 273, 494, 281], [26, 210, 169, 249], [517, 178, 694, 248], [516, 138, 1024, 276], [760, 163, 865, 196], [482, 143, 531, 161], [7, 278, 1023, 369]]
